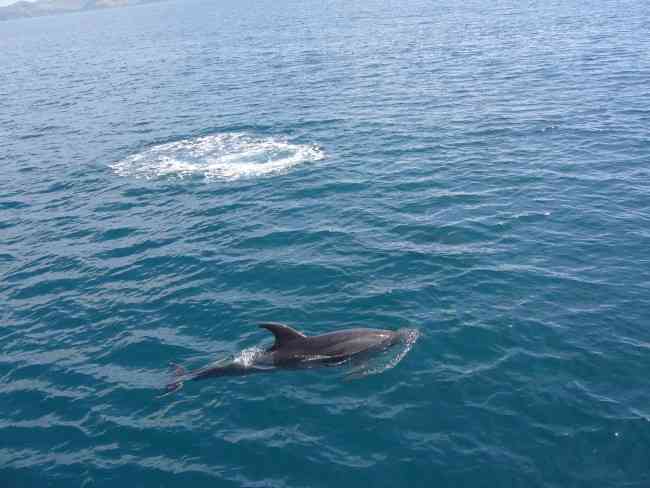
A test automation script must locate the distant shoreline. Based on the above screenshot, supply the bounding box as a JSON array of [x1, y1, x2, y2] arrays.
[[0, 0, 163, 22]]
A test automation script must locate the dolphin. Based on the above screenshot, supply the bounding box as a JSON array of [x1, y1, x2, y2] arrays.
[[163, 322, 411, 395]]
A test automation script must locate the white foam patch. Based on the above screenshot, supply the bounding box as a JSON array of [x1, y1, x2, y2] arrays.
[[110, 133, 324, 181]]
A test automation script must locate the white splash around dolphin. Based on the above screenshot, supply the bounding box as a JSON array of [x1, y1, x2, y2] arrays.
[[343, 328, 420, 380]]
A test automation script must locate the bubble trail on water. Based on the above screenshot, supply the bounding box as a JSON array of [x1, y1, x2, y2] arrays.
[[110, 133, 324, 181]]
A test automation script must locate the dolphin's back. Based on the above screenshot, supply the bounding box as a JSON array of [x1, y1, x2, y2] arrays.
[[275, 328, 397, 363]]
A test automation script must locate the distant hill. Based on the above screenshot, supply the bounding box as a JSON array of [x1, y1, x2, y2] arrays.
[[0, 0, 160, 21]]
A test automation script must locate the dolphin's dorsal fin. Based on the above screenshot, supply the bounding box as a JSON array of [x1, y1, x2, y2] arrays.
[[259, 323, 306, 350]]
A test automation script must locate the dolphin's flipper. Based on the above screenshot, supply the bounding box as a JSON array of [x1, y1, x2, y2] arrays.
[[342, 363, 370, 381], [171, 362, 186, 377], [259, 323, 306, 351], [340, 353, 373, 381], [160, 362, 187, 397]]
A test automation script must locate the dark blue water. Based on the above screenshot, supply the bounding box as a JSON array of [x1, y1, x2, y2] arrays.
[[2, 0, 650, 486]]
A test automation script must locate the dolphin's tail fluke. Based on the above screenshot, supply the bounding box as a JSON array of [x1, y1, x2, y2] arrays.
[[160, 362, 187, 397]]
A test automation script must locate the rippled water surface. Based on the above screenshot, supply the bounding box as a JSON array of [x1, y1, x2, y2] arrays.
[[2, 0, 650, 486]]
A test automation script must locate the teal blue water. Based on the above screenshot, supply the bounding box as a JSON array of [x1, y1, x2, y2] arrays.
[[2, 0, 650, 486]]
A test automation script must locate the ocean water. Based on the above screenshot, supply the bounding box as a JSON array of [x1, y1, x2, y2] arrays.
[[2, 0, 650, 486]]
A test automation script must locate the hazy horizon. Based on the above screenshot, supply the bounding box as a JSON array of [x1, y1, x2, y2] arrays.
[[0, 0, 37, 7]]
